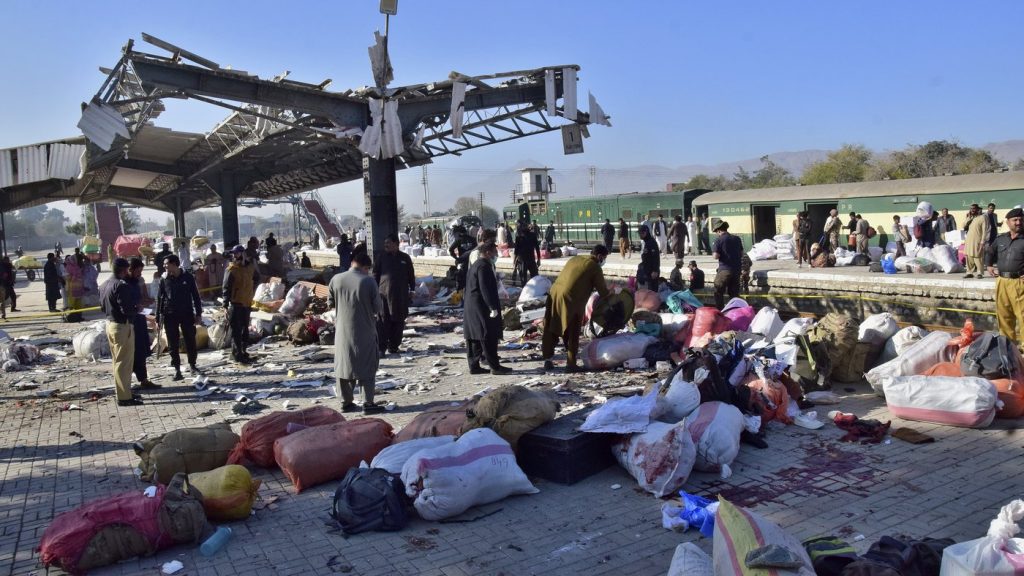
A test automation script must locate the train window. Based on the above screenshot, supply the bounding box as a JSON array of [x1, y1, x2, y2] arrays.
[[670, 209, 683, 217], [622, 209, 632, 220]]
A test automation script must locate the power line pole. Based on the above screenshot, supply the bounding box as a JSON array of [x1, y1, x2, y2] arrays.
[[589, 165, 596, 197], [478, 190, 485, 220], [421, 165, 430, 218]]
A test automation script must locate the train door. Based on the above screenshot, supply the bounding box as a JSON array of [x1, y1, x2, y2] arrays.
[[752, 205, 778, 242], [805, 203, 837, 243]]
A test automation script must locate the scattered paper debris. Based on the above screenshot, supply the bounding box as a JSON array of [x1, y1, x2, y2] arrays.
[[162, 560, 184, 574]]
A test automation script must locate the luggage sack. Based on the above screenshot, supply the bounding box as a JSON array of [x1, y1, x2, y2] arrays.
[[330, 467, 408, 535], [227, 406, 346, 468], [274, 418, 393, 492], [883, 375, 998, 428], [136, 423, 240, 485]]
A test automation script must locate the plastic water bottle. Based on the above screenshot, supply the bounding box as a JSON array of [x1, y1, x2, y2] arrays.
[[199, 526, 233, 557]]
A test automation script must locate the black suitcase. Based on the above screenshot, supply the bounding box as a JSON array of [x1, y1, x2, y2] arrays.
[[517, 405, 614, 485]]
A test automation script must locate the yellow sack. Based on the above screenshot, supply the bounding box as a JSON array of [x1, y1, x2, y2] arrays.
[[188, 465, 261, 521]]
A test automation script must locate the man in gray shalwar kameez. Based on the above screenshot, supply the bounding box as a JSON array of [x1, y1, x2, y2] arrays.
[[329, 252, 385, 414]]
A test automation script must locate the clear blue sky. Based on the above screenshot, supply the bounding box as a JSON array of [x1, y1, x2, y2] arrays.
[[3, 0, 1023, 219]]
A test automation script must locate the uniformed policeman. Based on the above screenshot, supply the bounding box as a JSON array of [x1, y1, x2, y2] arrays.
[[100, 258, 142, 406], [986, 207, 1024, 343]]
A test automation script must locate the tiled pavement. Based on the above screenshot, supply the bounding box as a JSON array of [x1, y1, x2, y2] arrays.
[[0, 276, 1020, 575]]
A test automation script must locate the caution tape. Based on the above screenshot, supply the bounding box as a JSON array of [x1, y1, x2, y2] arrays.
[[3, 286, 223, 322]]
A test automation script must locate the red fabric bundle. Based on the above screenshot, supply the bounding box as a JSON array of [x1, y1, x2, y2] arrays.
[[274, 418, 393, 492], [227, 406, 345, 468]]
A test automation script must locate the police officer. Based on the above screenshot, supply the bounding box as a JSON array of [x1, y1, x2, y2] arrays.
[[157, 254, 203, 380], [987, 207, 1024, 343], [100, 258, 142, 406]]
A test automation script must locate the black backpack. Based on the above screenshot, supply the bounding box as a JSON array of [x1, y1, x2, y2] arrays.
[[330, 468, 408, 535], [961, 332, 1022, 381]]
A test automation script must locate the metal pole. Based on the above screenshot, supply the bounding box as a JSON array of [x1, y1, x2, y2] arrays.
[[0, 211, 6, 257]]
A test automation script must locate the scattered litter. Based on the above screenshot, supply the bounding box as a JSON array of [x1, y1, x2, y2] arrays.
[[195, 389, 215, 398], [37, 389, 59, 398], [192, 376, 210, 390], [376, 379, 401, 390], [432, 360, 447, 367], [282, 400, 294, 410], [232, 400, 268, 416], [385, 402, 397, 411], [281, 379, 323, 388], [162, 560, 184, 574], [61, 404, 83, 411], [610, 484, 622, 490], [853, 534, 865, 542], [12, 381, 39, 390], [143, 486, 157, 498]]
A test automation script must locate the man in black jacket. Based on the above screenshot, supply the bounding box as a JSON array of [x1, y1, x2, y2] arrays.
[[463, 242, 511, 375], [43, 253, 62, 313], [601, 219, 615, 251], [157, 255, 203, 380], [636, 225, 660, 291], [374, 234, 416, 355], [513, 222, 540, 286]]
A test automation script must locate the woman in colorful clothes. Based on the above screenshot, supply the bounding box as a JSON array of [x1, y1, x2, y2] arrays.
[[64, 255, 84, 320]]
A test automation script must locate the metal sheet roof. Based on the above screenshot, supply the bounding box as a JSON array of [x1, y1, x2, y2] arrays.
[[693, 172, 1024, 206], [16, 145, 48, 185], [0, 150, 12, 188], [47, 143, 85, 180]]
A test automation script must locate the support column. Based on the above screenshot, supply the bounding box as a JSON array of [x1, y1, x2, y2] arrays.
[[219, 172, 240, 250], [172, 196, 187, 239], [0, 211, 6, 257], [362, 156, 398, 260]]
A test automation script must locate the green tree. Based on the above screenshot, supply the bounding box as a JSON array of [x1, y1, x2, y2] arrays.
[[120, 207, 140, 234], [743, 156, 796, 189], [869, 140, 1002, 180], [451, 196, 499, 225], [801, 144, 872, 185], [1013, 157, 1024, 171], [675, 174, 733, 191]]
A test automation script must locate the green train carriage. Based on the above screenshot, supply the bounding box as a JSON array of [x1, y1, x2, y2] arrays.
[[692, 172, 1024, 249], [502, 188, 710, 245]]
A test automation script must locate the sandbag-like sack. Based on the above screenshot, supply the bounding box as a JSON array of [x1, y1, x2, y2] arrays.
[[858, 313, 898, 347], [392, 399, 477, 444], [993, 378, 1024, 419], [655, 370, 701, 423], [941, 499, 1024, 575], [401, 428, 538, 521], [883, 375, 998, 428], [633, 288, 661, 312], [274, 418, 393, 492], [39, 474, 207, 575], [371, 436, 455, 475], [227, 406, 345, 468], [685, 401, 744, 476], [749, 307, 783, 341], [460, 385, 560, 450], [879, 325, 927, 364], [866, 330, 952, 396], [136, 423, 240, 485], [612, 421, 696, 498], [581, 333, 657, 370], [188, 465, 261, 521], [279, 283, 312, 316], [713, 497, 815, 576]]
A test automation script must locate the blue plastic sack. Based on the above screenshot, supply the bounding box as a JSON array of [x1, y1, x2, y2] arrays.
[[680, 491, 716, 538], [882, 255, 897, 274], [667, 290, 703, 314]]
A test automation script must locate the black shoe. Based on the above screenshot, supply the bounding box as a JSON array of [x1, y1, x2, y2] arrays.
[[117, 398, 144, 407], [172, 370, 184, 381], [565, 364, 582, 374], [188, 364, 200, 374], [10, 308, 19, 312], [362, 403, 386, 415], [139, 381, 162, 390], [469, 365, 488, 375], [387, 348, 399, 355], [341, 402, 360, 413], [740, 430, 768, 449], [543, 360, 555, 370], [490, 366, 513, 375]]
